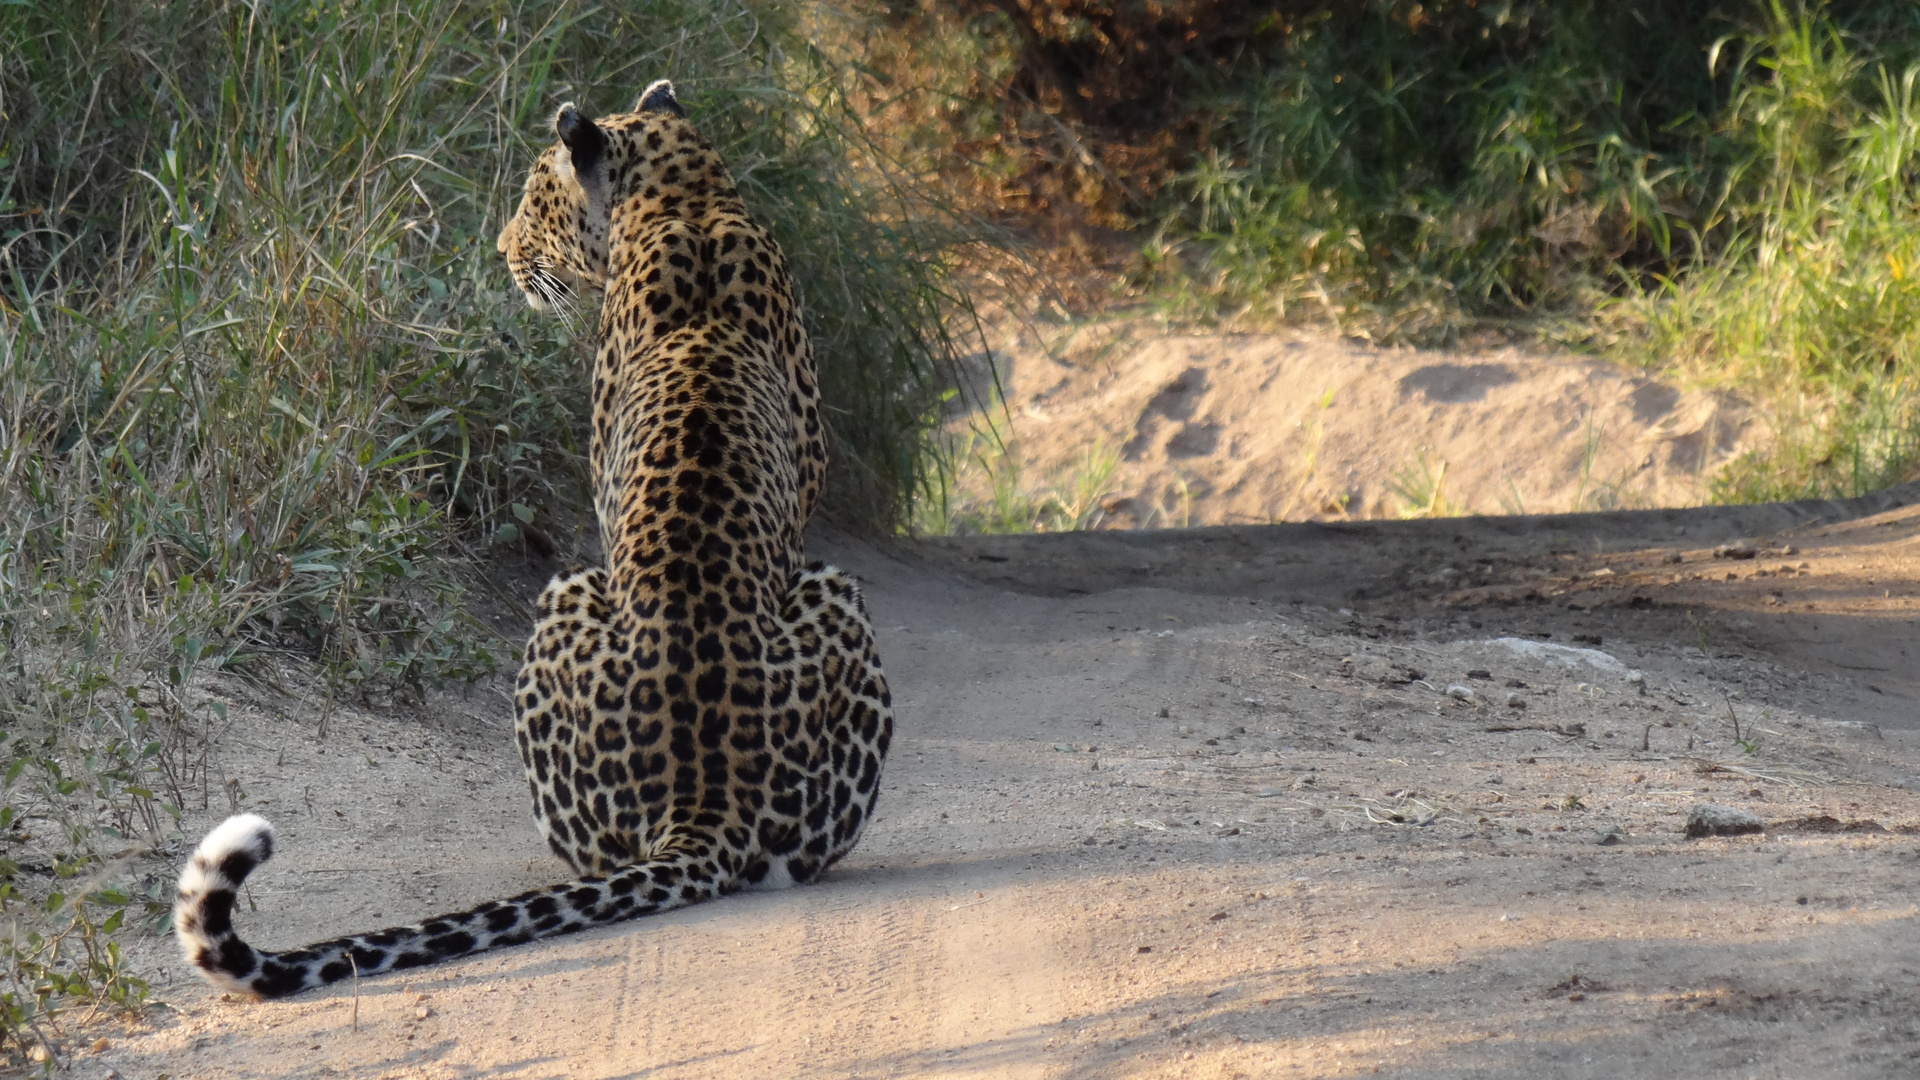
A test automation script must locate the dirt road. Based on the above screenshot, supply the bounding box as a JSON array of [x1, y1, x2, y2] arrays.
[[92, 485, 1920, 1079]]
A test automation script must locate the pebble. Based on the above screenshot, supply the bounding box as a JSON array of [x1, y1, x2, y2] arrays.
[[1504, 692, 1527, 708], [1685, 803, 1765, 838], [1446, 684, 1475, 702], [1597, 826, 1625, 846]]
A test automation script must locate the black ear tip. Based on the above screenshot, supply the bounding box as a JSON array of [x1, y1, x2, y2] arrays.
[[553, 102, 606, 170], [638, 79, 685, 118]]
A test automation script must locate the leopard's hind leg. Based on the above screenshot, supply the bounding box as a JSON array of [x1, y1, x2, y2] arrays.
[[760, 564, 893, 886], [514, 566, 634, 873]]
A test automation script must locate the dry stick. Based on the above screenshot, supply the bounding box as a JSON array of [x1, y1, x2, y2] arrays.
[[349, 954, 360, 1032], [1642, 724, 1654, 752], [1723, 692, 1743, 744]]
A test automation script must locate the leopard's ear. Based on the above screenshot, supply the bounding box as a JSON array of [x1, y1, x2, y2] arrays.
[[636, 79, 685, 118], [554, 102, 607, 175]]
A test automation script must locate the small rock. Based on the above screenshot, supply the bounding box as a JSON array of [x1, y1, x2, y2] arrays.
[[1504, 678, 1528, 689], [1626, 669, 1644, 685], [1504, 692, 1527, 708], [1486, 773, 1503, 785], [416, 1006, 433, 1020], [1597, 826, 1625, 846], [1447, 684, 1475, 702], [92, 1038, 110, 1053], [1256, 787, 1283, 798], [1291, 774, 1317, 789], [1466, 668, 1492, 680], [1685, 803, 1765, 839], [26, 1044, 49, 1063], [1714, 540, 1758, 560]]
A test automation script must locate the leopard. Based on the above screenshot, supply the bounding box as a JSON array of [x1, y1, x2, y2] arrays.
[[173, 80, 893, 999]]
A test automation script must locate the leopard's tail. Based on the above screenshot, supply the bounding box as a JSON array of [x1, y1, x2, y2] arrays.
[[175, 814, 717, 999]]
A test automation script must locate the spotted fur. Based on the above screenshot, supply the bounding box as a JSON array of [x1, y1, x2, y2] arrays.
[[174, 80, 892, 998]]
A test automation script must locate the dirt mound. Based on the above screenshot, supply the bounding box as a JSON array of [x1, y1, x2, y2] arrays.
[[944, 318, 1764, 528]]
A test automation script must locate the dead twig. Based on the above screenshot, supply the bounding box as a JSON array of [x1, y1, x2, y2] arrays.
[[1484, 722, 1587, 738], [1691, 759, 1827, 788]]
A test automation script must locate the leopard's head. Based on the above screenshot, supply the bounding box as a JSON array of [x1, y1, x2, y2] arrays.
[[496, 80, 695, 311]]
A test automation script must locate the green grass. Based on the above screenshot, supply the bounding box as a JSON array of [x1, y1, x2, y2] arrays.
[[0, 0, 967, 1062], [914, 399, 1123, 535], [1621, 5, 1920, 502]]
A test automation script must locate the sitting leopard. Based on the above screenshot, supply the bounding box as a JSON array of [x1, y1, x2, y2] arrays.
[[173, 80, 893, 998]]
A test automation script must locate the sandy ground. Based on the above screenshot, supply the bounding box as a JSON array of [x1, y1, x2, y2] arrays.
[[943, 318, 1762, 526], [65, 478, 1920, 1079]]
